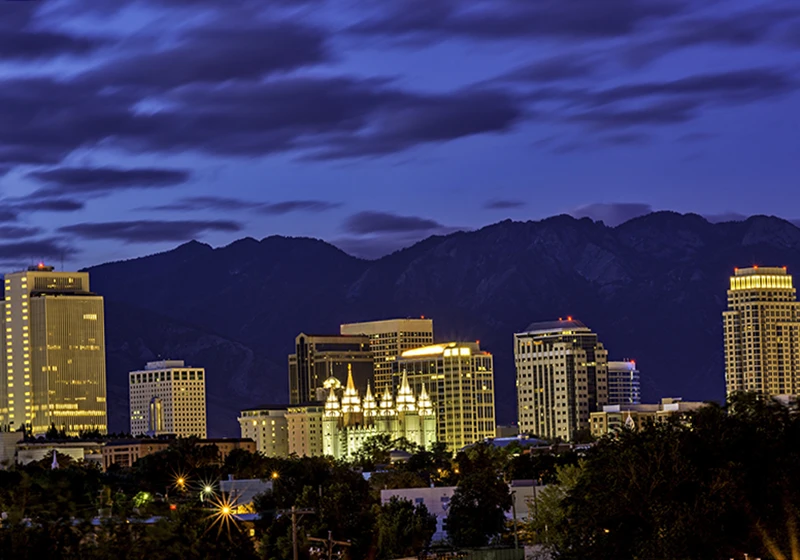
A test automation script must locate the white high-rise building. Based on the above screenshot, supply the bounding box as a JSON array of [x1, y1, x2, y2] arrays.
[[515, 319, 609, 441], [724, 266, 800, 398], [3, 265, 107, 436], [607, 360, 641, 405], [129, 360, 207, 438]]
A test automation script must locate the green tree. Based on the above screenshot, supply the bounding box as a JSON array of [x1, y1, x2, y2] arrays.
[[445, 444, 512, 548], [375, 497, 437, 559]]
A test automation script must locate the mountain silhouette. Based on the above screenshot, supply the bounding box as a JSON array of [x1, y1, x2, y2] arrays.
[[87, 212, 800, 436]]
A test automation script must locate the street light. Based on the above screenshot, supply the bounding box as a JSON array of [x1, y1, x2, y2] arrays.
[[271, 471, 280, 480]]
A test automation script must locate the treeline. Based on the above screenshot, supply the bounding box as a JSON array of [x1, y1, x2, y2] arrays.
[[0, 433, 567, 559], [529, 393, 800, 559]]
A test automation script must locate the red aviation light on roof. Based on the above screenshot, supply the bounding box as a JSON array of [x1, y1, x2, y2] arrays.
[[567, 316, 573, 321], [37, 262, 46, 270], [753, 265, 759, 269]]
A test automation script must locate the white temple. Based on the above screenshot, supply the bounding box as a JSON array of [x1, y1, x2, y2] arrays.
[[322, 368, 437, 459]]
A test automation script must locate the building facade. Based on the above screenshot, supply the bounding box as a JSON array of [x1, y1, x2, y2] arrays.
[[395, 342, 496, 451], [607, 360, 641, 405], [340, 318, 434, 393], [238, 406, 289, 457], [589, 398, 707, 438], [129, 360, 207, 438], [288, 333, 373, 405], [724, 266, 800, 398], [102, 438, 255, 471], [515, 319, 609, 441], [3, 265, 107, 436], [322, 371, 436, 460], [286, 403, 324, 457]]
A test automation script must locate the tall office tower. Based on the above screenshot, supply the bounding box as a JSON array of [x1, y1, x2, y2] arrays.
[[514, 319, 609, 441], [340, 318, 434, 393], [3, 265, 107, 436], [288, 333, 373, 405], [395, 341, 496, 451], [607, 360, 641, 405], [0, 302, 7, 429], [724, 266, 800, 398], [129, 360, 207, 438], [238, 406, 289, 457]]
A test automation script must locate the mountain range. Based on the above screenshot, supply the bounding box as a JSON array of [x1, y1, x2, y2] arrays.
[[87, 212, 800, 436]]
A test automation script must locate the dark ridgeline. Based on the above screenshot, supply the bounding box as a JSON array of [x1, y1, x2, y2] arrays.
[[87, 212, 800, 436]]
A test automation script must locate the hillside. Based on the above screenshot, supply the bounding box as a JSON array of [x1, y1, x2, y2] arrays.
[[87, 212, 800, 435]]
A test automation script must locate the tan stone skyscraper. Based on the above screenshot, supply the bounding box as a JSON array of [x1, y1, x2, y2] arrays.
[[515, 319, 609, 441], [3, 265, 107, 435], [724, 266, 800, 398], [340, 318, 434, 393]]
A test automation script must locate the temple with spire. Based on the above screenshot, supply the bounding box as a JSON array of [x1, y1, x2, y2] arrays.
[[322, 367, 436, 459]]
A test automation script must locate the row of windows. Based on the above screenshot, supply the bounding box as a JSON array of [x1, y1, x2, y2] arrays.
[[130, 370, 204, 383]]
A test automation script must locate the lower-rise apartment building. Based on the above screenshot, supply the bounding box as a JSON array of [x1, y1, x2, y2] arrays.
[[589, 398, 707, 438], [238, 406, 289, 457]]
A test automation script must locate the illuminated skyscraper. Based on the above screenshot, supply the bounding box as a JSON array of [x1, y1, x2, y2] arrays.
[[724, 266, 800, 398], [340, 318, 434, 393], [3, 265, 107, 435], [515, 319, 609, 441], [288, 333, 373, 405], [395, 341, 496, 451], [129, 360, 207, 438]]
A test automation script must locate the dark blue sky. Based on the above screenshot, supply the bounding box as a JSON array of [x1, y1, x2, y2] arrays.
[[1, 0, 799, 268]]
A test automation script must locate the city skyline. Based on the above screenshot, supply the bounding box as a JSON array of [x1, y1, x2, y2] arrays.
[[0, 0, 799, 269]]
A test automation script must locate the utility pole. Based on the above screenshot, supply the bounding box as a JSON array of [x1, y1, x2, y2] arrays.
[[511, 490, 519, 550], [308, 530, 350, 560], [278, 505, 315, 560]]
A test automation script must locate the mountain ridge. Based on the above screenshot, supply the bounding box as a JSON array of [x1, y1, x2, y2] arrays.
[[86, 212, 800, 435]]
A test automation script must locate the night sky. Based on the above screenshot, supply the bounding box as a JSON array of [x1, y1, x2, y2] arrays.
[[1, 0, 799, 269]]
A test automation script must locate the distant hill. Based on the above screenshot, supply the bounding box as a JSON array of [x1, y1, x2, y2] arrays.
[[87, 212, 800, 436]]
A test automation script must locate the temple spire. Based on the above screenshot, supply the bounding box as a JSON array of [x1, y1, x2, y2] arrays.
[[324, 386, 342, 417], [417, 383, 434, 416], [341, 366, 362, 414], [363, 382, 378, 417], [396, 371, 416, 412]]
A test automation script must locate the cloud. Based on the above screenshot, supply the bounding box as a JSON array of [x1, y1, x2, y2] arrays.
[[351, 0, 687, 41], [0, 226, 43, 239], [495, 54, 599, 83], [307, 88, 523, 159], [344, 211, 445, 235], [0, 76, 525, 166], [77, 23, 328, 90], [333, 235, 425, 260], [704, 212, 749, 223], [145, 196, 341, 214], [569, 99, 697, 129], [27, 166, 191, 196], [625, 7, 800, 65], [0, 209, 18, 223], [0, 29, 106, 61], [58, 220, 242, 243], [0, 239, 76, 261], [571, 203, 654, 226], [485, 199, 526, 210], [590, 68, 795, 106], [259, 200, 341, 215], [13, 198, 85, 213]]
